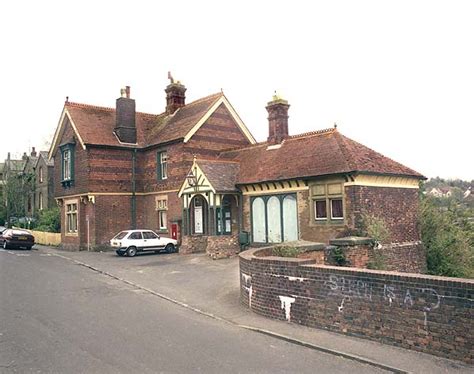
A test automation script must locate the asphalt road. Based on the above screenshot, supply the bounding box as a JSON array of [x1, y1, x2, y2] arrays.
[[0, 248, 386, 373]]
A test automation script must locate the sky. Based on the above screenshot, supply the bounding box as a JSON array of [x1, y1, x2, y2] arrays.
[[0, 0, 472, 180]]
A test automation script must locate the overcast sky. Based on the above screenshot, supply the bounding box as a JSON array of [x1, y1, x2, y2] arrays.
[[1, 0, 472, 180]]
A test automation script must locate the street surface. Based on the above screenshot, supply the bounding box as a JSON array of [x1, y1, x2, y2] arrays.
[[0, 247, 385, 373]]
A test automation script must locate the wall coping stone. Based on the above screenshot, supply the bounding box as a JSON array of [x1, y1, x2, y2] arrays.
[[240, 247, 474, 286], [329, 236, 373, 246]]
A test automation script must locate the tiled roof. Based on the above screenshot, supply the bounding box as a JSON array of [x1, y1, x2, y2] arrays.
[[219, 128, 424, 184], [8, 159, 26, 172], [38, 151, 54, 166], [64, 92, 223, 148], [145, 93, 223, 145], [24, 156, 38, 171], [198, 160, 240, 192]]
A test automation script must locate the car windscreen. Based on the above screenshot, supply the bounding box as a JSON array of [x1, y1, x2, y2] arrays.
[[12, 230, 31, 235], [113, 231, 129, 240]]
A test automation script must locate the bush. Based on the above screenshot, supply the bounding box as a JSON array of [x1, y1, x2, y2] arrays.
[[330, 246, 347, 266], [360, 213, 390, 244], [272, 245, 302, 257], [35, 207, 61, 233], [359, 213, 390, 270], [420, 197, 473, 278]]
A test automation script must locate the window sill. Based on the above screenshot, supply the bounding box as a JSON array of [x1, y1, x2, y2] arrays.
[[61, 180, 74, 188], [311, 219, 346, 227]]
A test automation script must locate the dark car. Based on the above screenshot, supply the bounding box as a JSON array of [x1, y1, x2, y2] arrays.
[[0, 229, 35, 250]]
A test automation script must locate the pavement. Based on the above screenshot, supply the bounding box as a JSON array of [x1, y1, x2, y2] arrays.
[[35, 245, 472, 374]]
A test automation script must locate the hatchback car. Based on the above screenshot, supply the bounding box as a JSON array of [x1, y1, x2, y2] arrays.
[[0, 228, 35, 250], [110, 229, 178, 257]]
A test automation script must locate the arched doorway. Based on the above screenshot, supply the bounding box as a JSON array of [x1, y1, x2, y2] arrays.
[[190, 195, 208, 235]]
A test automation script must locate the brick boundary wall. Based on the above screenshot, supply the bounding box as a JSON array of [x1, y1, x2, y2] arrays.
[[239, 248, 474, 363]]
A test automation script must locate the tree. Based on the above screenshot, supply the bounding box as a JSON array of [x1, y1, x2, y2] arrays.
[[420, 196, 474, 278], [4, 172, 35, 223]]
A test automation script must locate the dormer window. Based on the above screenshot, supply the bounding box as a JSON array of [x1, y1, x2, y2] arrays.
[[60, 143, 75, 187]]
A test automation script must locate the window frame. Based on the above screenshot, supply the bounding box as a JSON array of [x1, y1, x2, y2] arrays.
[[156, 195, 168, 231], [39, 192, 43, 210], [65, 200, 78, 236], [310, 181, 345, 224], [39, 166, 43, 183], [157, 150, 168, 180], [314, 199, 328, 220], [60, 143, 75, 187]]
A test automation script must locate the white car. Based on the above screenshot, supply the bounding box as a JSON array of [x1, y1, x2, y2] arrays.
[[110, 229, 178, 257]]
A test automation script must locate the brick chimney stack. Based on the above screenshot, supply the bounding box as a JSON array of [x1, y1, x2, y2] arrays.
[[266, 93, 290, 144], [165, 72, 186, 114], [31, 147, 37, 157], [115, 86, 137, 144]]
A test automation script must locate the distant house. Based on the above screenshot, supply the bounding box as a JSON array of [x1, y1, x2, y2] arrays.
[[34, 151, 55, 212], [49, 77, 425, 271], [428, 187, 452, 198], [463, 187, 471, 199], [22, 148, 38, 217]]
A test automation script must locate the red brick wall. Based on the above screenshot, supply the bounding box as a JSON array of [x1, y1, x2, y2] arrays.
[[346, 185, 420, 243], [185, 103, 251, 154], [240, 248, 474, 364], [53, 121, 89, 197], [88, 148, 134, 193]]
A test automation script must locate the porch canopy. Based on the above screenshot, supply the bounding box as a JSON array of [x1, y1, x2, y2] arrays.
[[178, 158, 241, 236]]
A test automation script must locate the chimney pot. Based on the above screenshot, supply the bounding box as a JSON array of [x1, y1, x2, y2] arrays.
[[31, 147, 37, 157]]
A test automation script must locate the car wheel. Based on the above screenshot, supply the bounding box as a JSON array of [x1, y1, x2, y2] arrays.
[[3, 241, 8, 249], [165, 243, 175, 253], [126, 246, 137, 257]]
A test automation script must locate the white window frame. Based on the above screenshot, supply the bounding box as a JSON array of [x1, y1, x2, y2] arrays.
[[160, 151, 168, 180], [314, 199, 328, 220], [330, 198, 344, 220], [156, 195, 168, 230], [63, 149, 71, 181], [65, 199, 78, 235]]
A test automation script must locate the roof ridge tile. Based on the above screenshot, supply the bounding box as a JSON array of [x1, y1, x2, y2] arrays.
[[288, 127, 336, 140]]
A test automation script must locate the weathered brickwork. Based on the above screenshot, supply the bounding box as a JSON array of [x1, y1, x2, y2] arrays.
[[325, 244, 371, 268], [53, 121, 89, 197], [346, 185, 420, 243], [240, 248, 474, 364], [380, 242, 426, 273]]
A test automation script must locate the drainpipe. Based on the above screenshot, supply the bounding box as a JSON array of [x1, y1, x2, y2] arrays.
[[131, 149, 137, 229]]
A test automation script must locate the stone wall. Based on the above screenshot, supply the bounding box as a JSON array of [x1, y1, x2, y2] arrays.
[[207, 235, 240, 259], [239, 247, 474, 364], [180, 235, 208, 254], [181, 234, 240, 259]]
